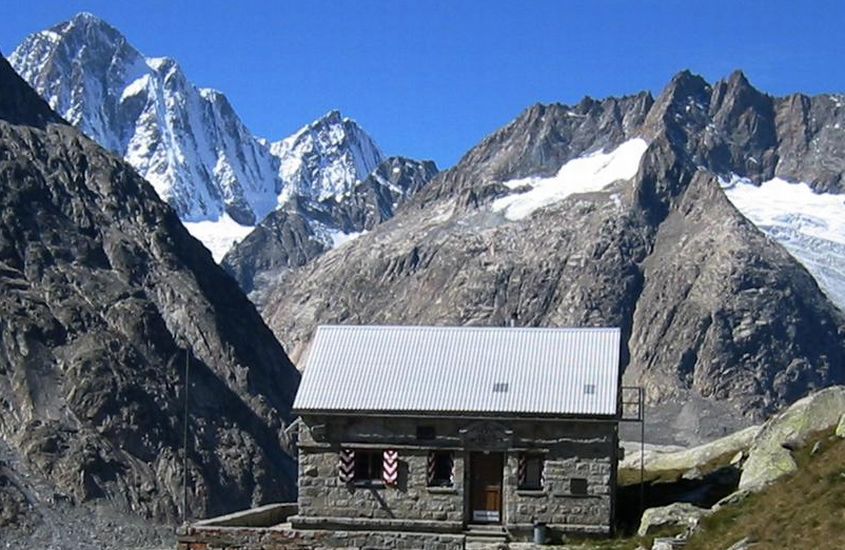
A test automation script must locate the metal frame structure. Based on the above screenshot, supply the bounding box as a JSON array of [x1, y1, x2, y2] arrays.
[[619, 386, 645, 516]]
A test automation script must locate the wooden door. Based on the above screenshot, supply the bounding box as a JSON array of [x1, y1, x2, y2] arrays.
[[470, 452, 503, 523]]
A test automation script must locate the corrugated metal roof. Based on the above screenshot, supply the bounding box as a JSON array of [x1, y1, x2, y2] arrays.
[[293, 325, 621, 417]]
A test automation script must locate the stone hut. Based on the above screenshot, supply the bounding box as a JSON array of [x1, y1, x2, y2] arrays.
[[289, 325, 622, 545]]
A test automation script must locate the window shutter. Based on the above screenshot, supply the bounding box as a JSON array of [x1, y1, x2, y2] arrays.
[[539, 458, 545, 488], [427, 452, 435, 485], [339, 449, 355, 483], [448, 452, 454, 485], [383, 449, 398, 486], [518, 454, 527, 487]]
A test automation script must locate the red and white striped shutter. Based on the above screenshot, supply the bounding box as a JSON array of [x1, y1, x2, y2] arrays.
[[383, 449, 399, 486], [426, 452, 433, 485], [518, 454, 527, 487], [338, 449, 355, 483]]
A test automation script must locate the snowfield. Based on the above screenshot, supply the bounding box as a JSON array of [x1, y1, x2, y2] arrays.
[[492, 138, 648, 220], [722, 176, 845, 311], [182, 215, 256, 262]]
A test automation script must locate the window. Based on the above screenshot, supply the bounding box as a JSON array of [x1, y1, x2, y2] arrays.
[[492, 382, 509, 393], [428, 451, 454, 486], [518, 453, 544, 490], [354, 450, 383, 482], [416, 425, 436, 440], [570, 477, 589, 496]]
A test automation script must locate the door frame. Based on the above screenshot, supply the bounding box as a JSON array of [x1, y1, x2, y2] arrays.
[[466, 451, 504, 524]]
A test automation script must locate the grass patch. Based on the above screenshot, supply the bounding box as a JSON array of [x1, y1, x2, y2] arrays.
[[560, 524, 685, 550], [685, 428, 845, 550]]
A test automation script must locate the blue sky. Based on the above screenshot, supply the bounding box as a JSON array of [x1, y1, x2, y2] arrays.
[[3, 1, 843, 168]]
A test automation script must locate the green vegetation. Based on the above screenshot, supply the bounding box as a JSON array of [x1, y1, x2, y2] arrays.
[[685, 428, 845, 550], [557, 524, 685, 550]]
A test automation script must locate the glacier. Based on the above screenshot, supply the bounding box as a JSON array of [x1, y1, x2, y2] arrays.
[[722, 175, 845, 312], [492, 138, 648, 220]]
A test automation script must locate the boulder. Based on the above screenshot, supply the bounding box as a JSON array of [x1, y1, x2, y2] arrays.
[[739, 386, 845, 490], [712, 489, 752, 510], [651, 538, 687, 550], [637, 502, 712, 537], [622, 425, 761, 475]]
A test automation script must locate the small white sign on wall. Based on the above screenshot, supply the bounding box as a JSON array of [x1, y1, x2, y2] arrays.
[[472, 510, 500, 522]]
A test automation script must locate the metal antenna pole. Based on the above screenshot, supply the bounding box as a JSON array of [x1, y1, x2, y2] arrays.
[[639, 387, 645, 519], [182, 349, 190, 524]]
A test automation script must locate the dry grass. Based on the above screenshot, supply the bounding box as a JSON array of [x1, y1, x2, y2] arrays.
[[559, 524, 685, 550], [685, 429, 845, 550]]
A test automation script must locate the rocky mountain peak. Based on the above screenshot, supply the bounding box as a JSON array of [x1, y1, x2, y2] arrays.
[[710, 69, 772, 116], [271, 110, 385, 204], [221, 155, 439, 297], [314, 109, 344, 126], [644, 70, 711, 133], [56, 12, 129, 46]]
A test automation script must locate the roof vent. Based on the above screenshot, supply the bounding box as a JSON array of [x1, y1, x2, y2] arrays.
[[584, 383, 596, 395], [492, 382, 509, 393]]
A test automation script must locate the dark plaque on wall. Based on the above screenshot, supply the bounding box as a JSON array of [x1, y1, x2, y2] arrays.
[[459, 421, 513, 450]]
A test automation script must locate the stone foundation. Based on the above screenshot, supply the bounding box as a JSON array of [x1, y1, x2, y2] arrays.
[[178, 524, 465, 550]]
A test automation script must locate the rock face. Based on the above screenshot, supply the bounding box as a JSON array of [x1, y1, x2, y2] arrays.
[[263, 71, 845, 431], [0, 52, 300, 536], [222, 156, 438, 296]]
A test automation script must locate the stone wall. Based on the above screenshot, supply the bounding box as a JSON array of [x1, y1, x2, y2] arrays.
[[503, 442, 614, 534], [297, 446, 465, 527], [178, 525, 465, 550], [296, 414, 617, 537]]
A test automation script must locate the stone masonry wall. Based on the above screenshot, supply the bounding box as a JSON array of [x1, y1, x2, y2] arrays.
[[297, 446, 465, 525], [503, 434, 615, 532], [296, 415, 617, 535]]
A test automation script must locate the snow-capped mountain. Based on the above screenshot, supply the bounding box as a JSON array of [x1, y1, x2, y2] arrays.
[[9, 13, 396, 261], [221, 156, 439, 297], [271, 110, 384, 203], [10, 12, 280, 226]]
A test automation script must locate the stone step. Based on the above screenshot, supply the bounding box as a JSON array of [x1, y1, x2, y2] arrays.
[[465, 523, 507, 533], [465, 538, 508, 550]]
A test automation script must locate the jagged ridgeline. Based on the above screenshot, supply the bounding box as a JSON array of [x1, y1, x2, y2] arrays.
[[9, 13, 439, 274], [221, 156, 439, 297], [0, 51, 300, 526], [264, 71, 845, 440]]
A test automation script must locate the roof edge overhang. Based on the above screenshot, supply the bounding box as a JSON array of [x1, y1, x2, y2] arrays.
[[292, 408, 621, 421]]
